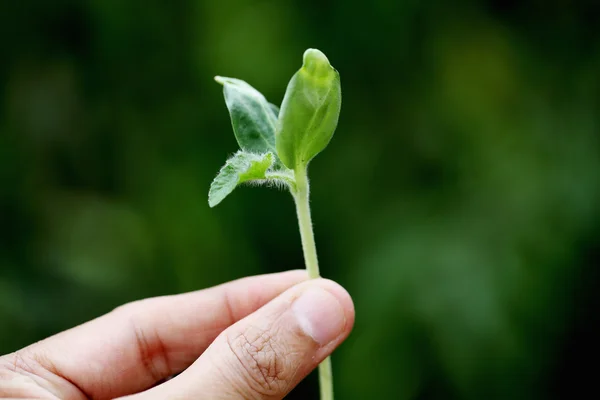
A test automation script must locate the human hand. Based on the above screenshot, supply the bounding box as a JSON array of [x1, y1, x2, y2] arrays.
[[0, 270, 354, 399]]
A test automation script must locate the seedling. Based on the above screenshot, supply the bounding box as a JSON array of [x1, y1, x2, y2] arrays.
[[209, 48, 341, 399]]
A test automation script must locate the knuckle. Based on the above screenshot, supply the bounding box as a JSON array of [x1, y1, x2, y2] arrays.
[[128, 315, 172, 382], [111, 300, 173, 382], [226, 326, 293, 396]]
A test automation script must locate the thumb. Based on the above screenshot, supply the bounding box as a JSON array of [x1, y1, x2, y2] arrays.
[[126, 278, 354, 399]]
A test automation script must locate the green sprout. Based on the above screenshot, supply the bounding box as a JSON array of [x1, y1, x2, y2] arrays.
[[209, 48, 341, 400]]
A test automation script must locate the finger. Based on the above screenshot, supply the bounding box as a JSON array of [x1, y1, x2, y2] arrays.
[[3, 270, 308, 400], [126, 278, 355, 400]]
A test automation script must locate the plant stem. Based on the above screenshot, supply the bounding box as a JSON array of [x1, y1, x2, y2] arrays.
[[318, 356, 334, 400], [293, 167, 320, 279], [293, 166, 334, 400]]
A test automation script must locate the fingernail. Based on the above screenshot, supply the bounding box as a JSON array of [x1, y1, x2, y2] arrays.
[[292, 286, 346, 345]]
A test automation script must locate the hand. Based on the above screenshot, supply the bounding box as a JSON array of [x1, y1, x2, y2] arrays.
[[0, 270, 354, 399]]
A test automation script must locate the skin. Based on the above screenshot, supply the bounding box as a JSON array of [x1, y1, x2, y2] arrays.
[[0, 270, 355, 399]]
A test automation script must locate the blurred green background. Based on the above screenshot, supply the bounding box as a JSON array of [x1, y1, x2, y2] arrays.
[[1, 0, 599, 399]]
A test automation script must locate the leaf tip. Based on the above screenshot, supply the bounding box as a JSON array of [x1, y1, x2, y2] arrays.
[[208, 193, 221, 208]]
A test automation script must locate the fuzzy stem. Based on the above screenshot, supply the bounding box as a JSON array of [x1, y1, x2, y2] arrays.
[[293, 166, 334, 400], [293, 167, 320, 279]]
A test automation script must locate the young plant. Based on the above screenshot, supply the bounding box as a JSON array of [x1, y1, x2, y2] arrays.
[[209, 48, 341, 400]]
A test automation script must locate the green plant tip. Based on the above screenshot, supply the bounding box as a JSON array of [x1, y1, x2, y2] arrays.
[[302, 48, 333, 78], [276, 48, 341, 169]]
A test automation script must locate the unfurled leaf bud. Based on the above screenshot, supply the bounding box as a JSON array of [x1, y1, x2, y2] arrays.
[[275, 49, 341, 169]]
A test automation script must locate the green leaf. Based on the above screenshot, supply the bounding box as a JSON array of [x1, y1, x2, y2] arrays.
[[269, 102, 280, 117], [208, 151, 274, 207], [215, 76, 278, 155], [276, 49, 341, 169]]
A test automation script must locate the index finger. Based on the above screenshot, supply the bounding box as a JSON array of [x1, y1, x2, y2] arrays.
[[2, 270, 308, 400]]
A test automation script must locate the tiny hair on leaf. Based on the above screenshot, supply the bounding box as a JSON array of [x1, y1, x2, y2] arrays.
[[208, 151, 274, 207]]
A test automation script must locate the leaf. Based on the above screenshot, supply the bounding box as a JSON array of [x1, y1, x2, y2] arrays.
[[269, 102, 280, 117], [276, 49, 341, 169], [208, 151, 274, 207], [215, 76, 279, 155]]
